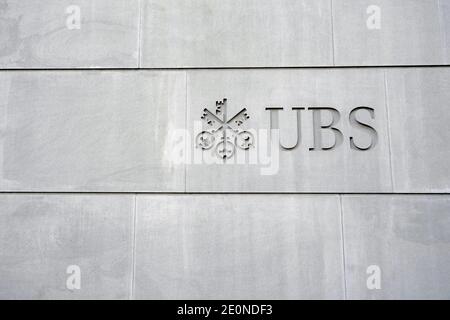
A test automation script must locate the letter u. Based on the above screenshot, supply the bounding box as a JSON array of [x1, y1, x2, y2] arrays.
[[265, 107, 304, 150]]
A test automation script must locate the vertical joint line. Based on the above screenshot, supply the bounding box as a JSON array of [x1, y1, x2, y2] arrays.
[[437, 0, 448, 63], [130, 194, 138, 299], [184, 71, 188, 192], [383, 70, 395, 192], [137, 0, 143, 68], [339, 194, 347, 300], [330, 0, 336, 66]]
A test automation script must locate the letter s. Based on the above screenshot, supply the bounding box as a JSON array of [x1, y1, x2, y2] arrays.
[[349, 107, 378, 150]]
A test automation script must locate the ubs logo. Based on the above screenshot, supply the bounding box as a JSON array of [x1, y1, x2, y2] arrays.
[[196, 98, 378, 159], [265, 106, 378, 151], [196, 98, 255, 159]]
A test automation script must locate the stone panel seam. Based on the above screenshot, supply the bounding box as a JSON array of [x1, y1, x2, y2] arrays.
[[184, 71, 188, 192], [437, 0, 448, 64], [383, 69, 395, 192], [1, 192, 450, 195], [2, 66, 450, 71], [130, 194, 138, 299], [137, 0, 143, 68], [338, 194, 348, 300], [330, 0, 336, 66]]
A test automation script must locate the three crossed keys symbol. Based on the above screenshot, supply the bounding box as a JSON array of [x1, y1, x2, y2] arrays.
[[196, 98, 255, 159]]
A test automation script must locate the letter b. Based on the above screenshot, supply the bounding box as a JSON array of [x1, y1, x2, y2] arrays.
[[309, 107, 343, 151]]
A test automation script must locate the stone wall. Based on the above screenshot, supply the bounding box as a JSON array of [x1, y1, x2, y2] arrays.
[[1, 0, 449, 299]]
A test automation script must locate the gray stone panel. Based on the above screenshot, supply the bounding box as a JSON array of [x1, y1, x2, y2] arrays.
[[0, 71, 186, 192], [440, 0, 450, 64], [333, 0, 446, 66], [134, 195, 344, 299], [0, 194, 134, 299], [186, 69, 392, 192], [0, 0, 139, 68], [342, 195, 450, 299], [140, 0, 333, 67], [387, 68, 450, 192]]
